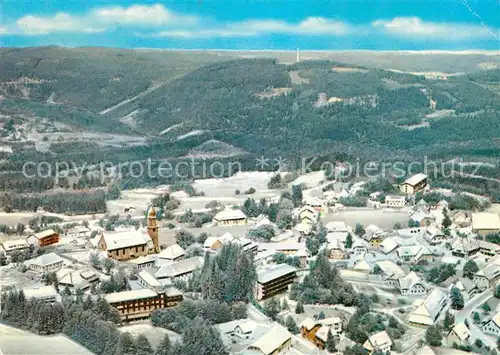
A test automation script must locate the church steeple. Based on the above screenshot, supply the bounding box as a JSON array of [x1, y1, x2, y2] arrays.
[[147, 205, 160, 253]]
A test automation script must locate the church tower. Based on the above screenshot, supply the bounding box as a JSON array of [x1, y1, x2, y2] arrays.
[[147, 205, 160, 253]]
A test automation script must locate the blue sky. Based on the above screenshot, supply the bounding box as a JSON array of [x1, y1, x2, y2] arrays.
[[1, 0, 499, 49]]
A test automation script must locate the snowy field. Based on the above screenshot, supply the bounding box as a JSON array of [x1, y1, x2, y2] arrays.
[[107, 187, 169, 217], [0, 264, 43, 290]]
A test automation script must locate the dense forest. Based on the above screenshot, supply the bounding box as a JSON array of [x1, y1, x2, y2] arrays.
[[0, 50, 499, 212]]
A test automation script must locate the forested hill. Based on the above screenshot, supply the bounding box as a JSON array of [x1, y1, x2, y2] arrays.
[[0, 47, 499, 161], [108, 58, 500, 157]]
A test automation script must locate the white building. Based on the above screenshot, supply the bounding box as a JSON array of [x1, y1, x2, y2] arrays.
[[363, 330, 392, 354], [375, 260, 405, 287], [1, 239, 30, 256], [157, 243, 185, 261], [482, 311, 500, 337], [24, 252, 64, 273], [398, 272, 427, 296], [23, 285, 59, 303], [153, 256, 204, 282], [423, 226, 446, 245], [446, 322, 471, 347], [351, 241, 368, 256], [473, 255, 500, 291], [245, 325, 292, 355], [57, 268, 100, 294], [385, 195, 406, 208], [472, 212, 500, 237], [408, 288, 447, 326]]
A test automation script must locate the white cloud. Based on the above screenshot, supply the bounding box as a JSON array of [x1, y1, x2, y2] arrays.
[[12, 3, 197, 35], [372, 17, 496, 40], [16, 13, 105, 35], [93, 4, 197, 26], [153, 17, 353, 38], [0, 27, 8, 35]]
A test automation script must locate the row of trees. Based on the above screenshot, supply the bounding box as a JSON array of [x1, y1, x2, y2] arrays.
[[1, 190, 107, 214]]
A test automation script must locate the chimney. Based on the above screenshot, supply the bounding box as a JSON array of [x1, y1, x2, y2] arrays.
[[296, 48, 300, 63], [147, 206, 160, 253]]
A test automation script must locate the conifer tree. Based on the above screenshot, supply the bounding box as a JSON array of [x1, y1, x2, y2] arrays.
[[155, 334, 172, 355], [135, 334, 153, 355], [295, 300, 305, 314], [326, 330, 338, 352]]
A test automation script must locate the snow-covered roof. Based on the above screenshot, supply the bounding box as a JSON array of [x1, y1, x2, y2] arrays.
[[365, 330, 392, 350], [379, 237, 400, 254], [257, 264, 297, 284], [158, 243, 185, 260], [450, 323, 470, 341], [403, 173, 427, 186], [24, 252, 63, 267], [1, 239, 29, 252], [214, 209, 247, 221], [399, 271, 424, 290], [408, 288, 447, 325], [104, 289, 158, 304], [23, 285, 58, 300], [248, 325, 291, 355], [325, 221, 349, 233], [375, 260, 405, 278], [33, 229, 58, 239], [472, 212, 500, 230], [101, 231, 150, 251], [154, 256, 203, 279]]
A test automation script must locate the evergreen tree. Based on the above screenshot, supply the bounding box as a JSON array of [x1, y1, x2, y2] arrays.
[[495, 284, 500, 299], [285, 316, 299, 334], [282, 298, 289, 310], [450, 287, 464, 310], [473, 311, 480, 323], [462, 260, 479, 279], [345, 233, 353, 248], [295, 300, 305, 314], [135, 335, 153, 355], [442, 208, 452, 229], [354, 223, 365, 237], [326, 330, 337, 352], [155, 334, 172, 355], [264, 298, 280, 320], [317, 311, 326, 320], [443, 311, 455, 331], [180, 318, 227, 355], [115, 332, 136, 355], [306, 237, 320, 256], [425, 325, 442, 346], [291, 185, 303, 207]]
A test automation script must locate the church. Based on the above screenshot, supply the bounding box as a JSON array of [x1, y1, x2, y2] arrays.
[[97, 206, 161, 261]]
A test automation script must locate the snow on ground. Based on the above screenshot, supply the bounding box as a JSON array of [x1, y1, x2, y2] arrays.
[[0, 264, 43, 290], [192, 171, 277, 197], [106, 187, 169, 217], [60, 250, 93, 265], [175, 130, 207, 141], [118, 323, 182, 349], [290, 171, 325, 189]]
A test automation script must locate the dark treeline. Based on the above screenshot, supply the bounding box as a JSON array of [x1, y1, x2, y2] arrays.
[[1, 190, 107, 214]]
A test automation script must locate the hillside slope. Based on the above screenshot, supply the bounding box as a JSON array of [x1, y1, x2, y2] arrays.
[[0, 48, 498, 162]]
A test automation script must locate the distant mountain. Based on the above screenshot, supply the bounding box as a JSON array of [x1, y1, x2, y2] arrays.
[[0, 47, 499, 162]]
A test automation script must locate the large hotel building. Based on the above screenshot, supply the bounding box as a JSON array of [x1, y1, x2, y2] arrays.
[[104, 288, 183, 322]]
